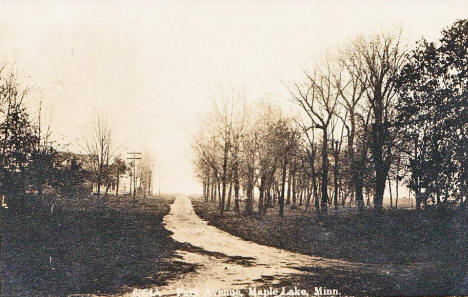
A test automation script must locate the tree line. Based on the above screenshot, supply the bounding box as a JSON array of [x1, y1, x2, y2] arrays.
[[192, 19, 467, 217], [0, 68, 153, 211]]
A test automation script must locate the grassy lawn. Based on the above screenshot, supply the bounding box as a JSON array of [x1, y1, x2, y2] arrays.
[[192, 199, 467, 295], [1, 194, 194, 297]]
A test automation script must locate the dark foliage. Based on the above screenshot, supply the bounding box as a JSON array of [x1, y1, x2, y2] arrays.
[[397, 19, 468, 206]]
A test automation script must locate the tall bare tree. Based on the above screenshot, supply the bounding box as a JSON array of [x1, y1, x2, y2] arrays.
[[255, 102, 284, 214], [292, 63, 340, 212], [352, 31, 406, 211], [277, 120, 301, 217], [335, 45, 370, 209], [85, 113, 113, 197], [240, 115, 258, 216]]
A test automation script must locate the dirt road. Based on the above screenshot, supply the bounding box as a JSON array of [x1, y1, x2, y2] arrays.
[[114, 196, 394, 297]]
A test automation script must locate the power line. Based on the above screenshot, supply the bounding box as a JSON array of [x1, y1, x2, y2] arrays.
[[127, 152, 142, 205]]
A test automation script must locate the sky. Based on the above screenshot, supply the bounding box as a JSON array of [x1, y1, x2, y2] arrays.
[[0, 0, 466, 194]]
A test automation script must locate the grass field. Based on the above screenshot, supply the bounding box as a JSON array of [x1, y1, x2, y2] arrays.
[[192, 199, 467, 295], [1, 194, 194, 297]]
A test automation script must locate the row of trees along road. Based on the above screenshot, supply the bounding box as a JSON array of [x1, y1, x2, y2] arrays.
[[0, 67, 153, 212], [192, 19, 467, 217]]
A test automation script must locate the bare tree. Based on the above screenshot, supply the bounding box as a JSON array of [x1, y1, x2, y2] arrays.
[[352, 31, 406, 211], [330, 117, 346, 210], [212, 99, 233, 214], [85, 113, 113, 198], [192, 126, 219, 202], [240, 115, 258, 216], [230, 108, 246, 213], [277, 120, 301, 217], [255, 102, 284, 214], [292, 63, 340, 212], [192, 92, 247, 214], [335, 45, 370, 209], [299, 125, 320, 216]]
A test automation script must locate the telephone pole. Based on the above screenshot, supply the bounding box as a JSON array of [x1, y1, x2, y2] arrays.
[[127, 152, 142, 205]]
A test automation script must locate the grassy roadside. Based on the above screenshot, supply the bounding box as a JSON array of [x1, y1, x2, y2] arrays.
[[1, 195, 194, 297], [192, 199, 467, 295]]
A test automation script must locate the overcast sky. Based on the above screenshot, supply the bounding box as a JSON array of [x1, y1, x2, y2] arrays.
[[0, 0, 466, 194]]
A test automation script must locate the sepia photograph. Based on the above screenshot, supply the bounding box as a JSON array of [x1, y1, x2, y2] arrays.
[[0, 1, 467, 296]]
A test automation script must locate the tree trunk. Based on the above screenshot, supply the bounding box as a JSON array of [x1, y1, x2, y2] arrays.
[[97, 181, 101, 196], [311, 166, 320, 217], [265, 184, 272, 213], [299, 189, 303, 206], [244, 165, 254, 216], [371, 98, 389, 212], [226, 181, 232, 211], [233, 161, 240, 214], [206, 175, 210, 201], [104, 182, 110, 198], [395, 177, 399, 209], [116, 168, 120, 196], [415, 189, 422, 210], [374, 173, 386, 211], [321, 130, 329, 212], [366, 190, 371, 207], [279, 160, 288, 217], [388, 176, 393, 208], [220, 140, 228, 214], [211, 179, 215, 202], [292, 174, 297, 206], [286, 169, 291, 205], [258, 173, 266, 214], [202, 180, 206, 200], [355, 133, 369, 211], [333, 143, 339, 211]]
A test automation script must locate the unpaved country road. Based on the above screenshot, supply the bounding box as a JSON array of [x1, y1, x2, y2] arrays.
[[114, 196, 394, 297]]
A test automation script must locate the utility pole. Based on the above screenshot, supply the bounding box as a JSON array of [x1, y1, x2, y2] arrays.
[[129, 172, 132, 196], [127, 152, 142, 205]]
